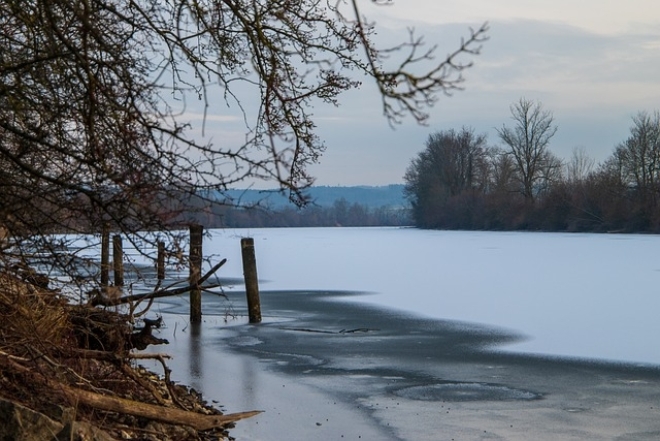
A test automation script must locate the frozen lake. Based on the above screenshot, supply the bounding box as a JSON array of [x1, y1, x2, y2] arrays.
[[138, 227, 660, 441], [203, 227, 660, 366]]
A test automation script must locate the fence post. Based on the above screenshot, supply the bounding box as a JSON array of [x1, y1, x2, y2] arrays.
[[189, 225, 203, 324], [100, 223, 110, 287], [112, 235, 124, 287], [157, 241, 165, 281], [241, 237, 262, 324]]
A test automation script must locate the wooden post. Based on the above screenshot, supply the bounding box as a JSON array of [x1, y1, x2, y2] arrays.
[[100, 223, 110, 287], [113, 235, 124, 287], [189, 225, 203, 324], [241, 237, 262, 324], [157, 241, 165, 281]]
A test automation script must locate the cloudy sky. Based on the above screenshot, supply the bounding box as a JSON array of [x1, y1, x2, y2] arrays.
[[201, 1, 660, 188]]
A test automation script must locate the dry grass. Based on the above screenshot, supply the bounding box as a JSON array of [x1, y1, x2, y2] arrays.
[[0, 273, 69, 353]]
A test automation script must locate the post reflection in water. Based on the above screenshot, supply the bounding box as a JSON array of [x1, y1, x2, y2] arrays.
[[188, 322, 203, 391]]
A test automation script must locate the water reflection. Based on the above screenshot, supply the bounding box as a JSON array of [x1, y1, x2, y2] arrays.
[[188, 322, 202, 390]]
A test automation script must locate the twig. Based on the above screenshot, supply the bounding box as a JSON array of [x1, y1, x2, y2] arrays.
[[0, 349, 29, 363], [90, 259, 227, 306], [128, 353, 172, 360]]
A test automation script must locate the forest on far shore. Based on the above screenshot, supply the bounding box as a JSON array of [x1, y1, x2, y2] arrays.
[[404, 99, 660, 233]]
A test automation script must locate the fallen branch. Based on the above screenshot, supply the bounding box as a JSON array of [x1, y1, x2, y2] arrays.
[[60, 349, 171, 362], [90, 259, 227, 307], [62, 385, 261, 431], [2, 354, 261, 432]]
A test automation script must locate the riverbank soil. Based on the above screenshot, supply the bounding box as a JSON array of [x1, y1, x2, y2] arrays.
[[0, 271, 257, 440]]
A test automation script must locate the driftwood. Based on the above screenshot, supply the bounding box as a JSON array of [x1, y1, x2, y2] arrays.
[[62, 348, 171, 363], [90, 259, 227, 307], [1, 354, 261, 432], [61, 385, 262, 431]]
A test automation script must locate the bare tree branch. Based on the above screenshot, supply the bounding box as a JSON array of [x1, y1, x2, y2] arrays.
[[0, 0, 487, 287]]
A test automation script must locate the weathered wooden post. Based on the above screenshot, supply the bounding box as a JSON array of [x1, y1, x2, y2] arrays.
[[100, 223, 110, 287], [189, 225, 203, 324], [112, 235, 124, 287], [241, 237, 262, 324], [157, 241, 165, 281]]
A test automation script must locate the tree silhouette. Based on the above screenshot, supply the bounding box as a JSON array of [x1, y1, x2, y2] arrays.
[[0, 0, 487, 290], [497, 98, 559, 203]]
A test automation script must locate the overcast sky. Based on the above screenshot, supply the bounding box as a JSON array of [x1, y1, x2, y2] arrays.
[[199, 1, 660, 188]]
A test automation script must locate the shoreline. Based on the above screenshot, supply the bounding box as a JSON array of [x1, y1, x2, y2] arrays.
[[0, 271, 247, 441]]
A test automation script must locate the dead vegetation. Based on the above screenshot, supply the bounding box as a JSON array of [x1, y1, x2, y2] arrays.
[[0, 270, 259, 440]]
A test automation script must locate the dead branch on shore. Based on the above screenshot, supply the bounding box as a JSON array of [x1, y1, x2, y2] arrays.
[[89, 258, 227, 307], [60, 385, 262, 431], [2, 351, 261, 431]]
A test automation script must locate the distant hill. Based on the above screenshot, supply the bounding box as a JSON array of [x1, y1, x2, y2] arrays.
[[222, 184, 407, 209]]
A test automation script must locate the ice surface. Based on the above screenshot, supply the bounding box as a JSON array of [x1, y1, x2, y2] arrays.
[[202, 227, 660, 366], [393, 382, 541, 402], [141, 315, 396, 441]]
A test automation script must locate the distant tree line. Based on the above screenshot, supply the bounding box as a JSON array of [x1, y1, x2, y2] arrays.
[[185, 198, 410, 228], [405, 98, 660, 232]]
